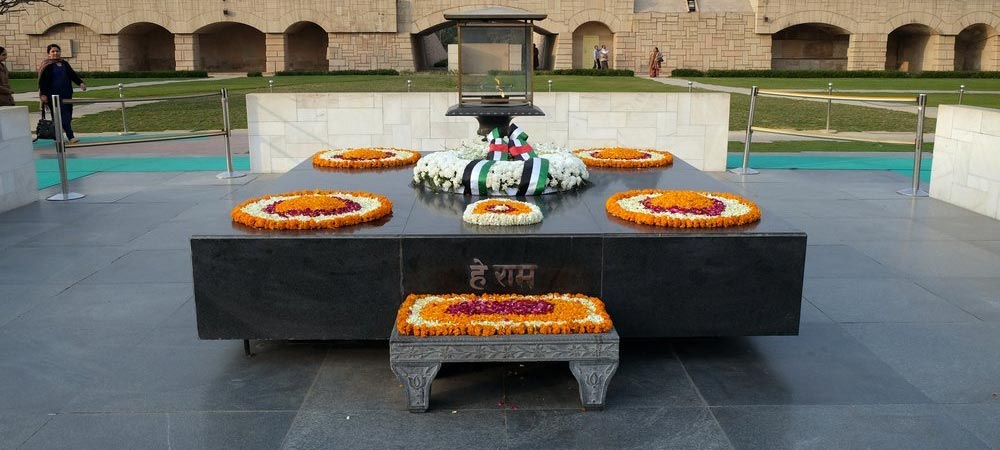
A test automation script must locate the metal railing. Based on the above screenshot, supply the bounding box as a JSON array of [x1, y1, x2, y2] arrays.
[[730, 85, 929, 197], [46, 88, 245, 202]]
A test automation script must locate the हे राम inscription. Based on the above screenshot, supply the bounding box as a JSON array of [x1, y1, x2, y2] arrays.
[[469, 258, 537, 290]]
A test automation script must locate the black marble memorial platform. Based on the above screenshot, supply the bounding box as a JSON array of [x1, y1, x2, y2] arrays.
[[192, 156, 807, 340]]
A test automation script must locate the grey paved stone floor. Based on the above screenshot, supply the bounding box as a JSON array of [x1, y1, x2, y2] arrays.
[[1, 168, 999, 449]]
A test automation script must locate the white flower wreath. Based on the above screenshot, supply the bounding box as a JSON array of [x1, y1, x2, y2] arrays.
[[462, 199, 543, 226], [413, 142, 590, 195]]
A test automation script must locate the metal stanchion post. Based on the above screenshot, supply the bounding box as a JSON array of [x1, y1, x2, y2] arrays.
[[959, 85, 965, 105], [897, 93, 929, 197], [729, 86, 760, 175], [825, 82, 833, 132], [216, 88, 246, 179], [688, 81, 693, 92], [268, 79, 274, 92], [118, 83, 134, 136], [547, 79, 552, 92], [46, 95, 85, 201], [407, 79, 412, 92]]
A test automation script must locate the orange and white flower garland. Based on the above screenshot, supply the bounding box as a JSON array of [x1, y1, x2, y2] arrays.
[[312, 147, 420, 169], [462, 199, 543, 226], [231, 190, 392, 230], [574, 147, 673, 168], [396, 293, 613, 337], [606, 189, 760, 228]]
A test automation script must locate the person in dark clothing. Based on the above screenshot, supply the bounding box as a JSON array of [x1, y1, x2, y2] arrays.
[[533, 43, 540, 70], [0, 46, 14, 107], [38, 43, 86, 143]]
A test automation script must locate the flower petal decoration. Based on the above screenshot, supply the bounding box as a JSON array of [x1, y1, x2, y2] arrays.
[[396, 293, 613, 337], [606, 189, 760, 228], [313, 147, 420, 169], [462, 199, 543, 226], [574, 147, 673, 168], [231, 190, 392, 230], [413, 142, 589, 195]]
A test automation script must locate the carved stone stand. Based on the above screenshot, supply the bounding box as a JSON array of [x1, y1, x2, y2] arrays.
[[389, 328, 619, 412]]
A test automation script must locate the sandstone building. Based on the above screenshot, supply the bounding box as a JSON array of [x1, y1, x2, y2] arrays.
[[1, 0, 998, 74]]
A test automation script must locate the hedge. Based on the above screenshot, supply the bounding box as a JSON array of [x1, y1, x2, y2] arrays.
[[535, 69, 634, 77], [8, 70, 209, 79], [274, 69, 400, 76], [671, 68, 1000, 79]]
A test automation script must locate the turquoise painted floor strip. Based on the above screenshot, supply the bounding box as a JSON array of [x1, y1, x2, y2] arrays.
[[32, 133, 211, 150], [36, 156, 250, 189], [726, 154, 932, 183]]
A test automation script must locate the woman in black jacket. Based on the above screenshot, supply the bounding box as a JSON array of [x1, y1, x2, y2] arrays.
[[38, 43, 87, 143]]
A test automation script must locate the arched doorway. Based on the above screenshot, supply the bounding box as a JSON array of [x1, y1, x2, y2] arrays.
[[410, 22, 555, 72], [194, 22, 265, 72], [771, 23, 850, 70], [411, 22, 455, 71], [955, 23, 998, 71], [572, 21, 613, 69], [886, 24, 934, 72], [285, 22, 328, 71], [118, 22, 175, 71]]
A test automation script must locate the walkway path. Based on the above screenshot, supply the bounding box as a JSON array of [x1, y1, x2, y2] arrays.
[[644, 76, 939, 118], [16, 74, 245, 125]]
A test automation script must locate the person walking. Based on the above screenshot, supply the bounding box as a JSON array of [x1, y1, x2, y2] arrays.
[[649, 47, 663, 77], [592, 45, 600, 69], [599, 45, 609, 70], [0, 46, 13, 106], [38, 43, 86, 143]]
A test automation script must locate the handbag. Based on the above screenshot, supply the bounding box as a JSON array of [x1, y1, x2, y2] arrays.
[[35, 103, 55, 140]]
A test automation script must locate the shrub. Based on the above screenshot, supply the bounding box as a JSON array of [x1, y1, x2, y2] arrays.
[[535, 69, 634, 76], [274, 69, 400, 76], [670, 68, 705, 77], [247, 72, 263, 77], [9, 70, 209, 79], [670, 68, 1000, 79]]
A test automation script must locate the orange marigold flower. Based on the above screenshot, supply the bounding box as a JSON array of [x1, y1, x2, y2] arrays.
[[312, 147, 421, 169], [396, 293, 613, 337], [574, 147, 673, 168], [231, 190, 393, 230], [605, 189, 761, 228]]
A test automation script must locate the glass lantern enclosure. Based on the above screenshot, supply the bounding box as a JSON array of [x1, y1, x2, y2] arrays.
[[457, 23, 533, 106]]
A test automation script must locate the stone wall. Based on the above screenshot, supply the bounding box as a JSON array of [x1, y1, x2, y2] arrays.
[[247, 92, 729, 173], [930, 105, 1000, 221], [0, 107, 38, 213], [3, 0, 1000, 72], [627, 12, 771, 73]]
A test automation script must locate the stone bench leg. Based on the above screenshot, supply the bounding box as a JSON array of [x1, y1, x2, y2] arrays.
[[391, 362, 441, 413], [569, 360, 619, 411]]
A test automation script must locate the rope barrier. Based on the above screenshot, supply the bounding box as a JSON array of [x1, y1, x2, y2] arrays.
[[749, 127, 914, 146], [45, 88, 244, 202], [730, 85, 929, 197]]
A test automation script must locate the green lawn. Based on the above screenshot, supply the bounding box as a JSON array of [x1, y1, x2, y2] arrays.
[[59, 73, 936, 133], [72, 74, 686, 132], [9, 77, 198, 94]]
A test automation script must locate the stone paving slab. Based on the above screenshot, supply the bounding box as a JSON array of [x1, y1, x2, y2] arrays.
[[1, 164, 998, 448]]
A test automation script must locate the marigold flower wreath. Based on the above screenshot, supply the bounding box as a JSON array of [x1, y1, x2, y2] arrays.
[[462, 199, 543, 226], [606, 189, 761, 228], [231, 189, 393, 230], [396, 293, 613, 337], [573, 147, 673, 168], [312, 147, 420, 169]]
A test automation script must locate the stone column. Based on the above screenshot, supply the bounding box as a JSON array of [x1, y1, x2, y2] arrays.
[[265, 33, 287, 73], [847, 33, 887, 70], [174, 34, 200, 70], [327, 33, 340, 70], [925, 34, 955, 71], [552, 34, 574, 70]]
